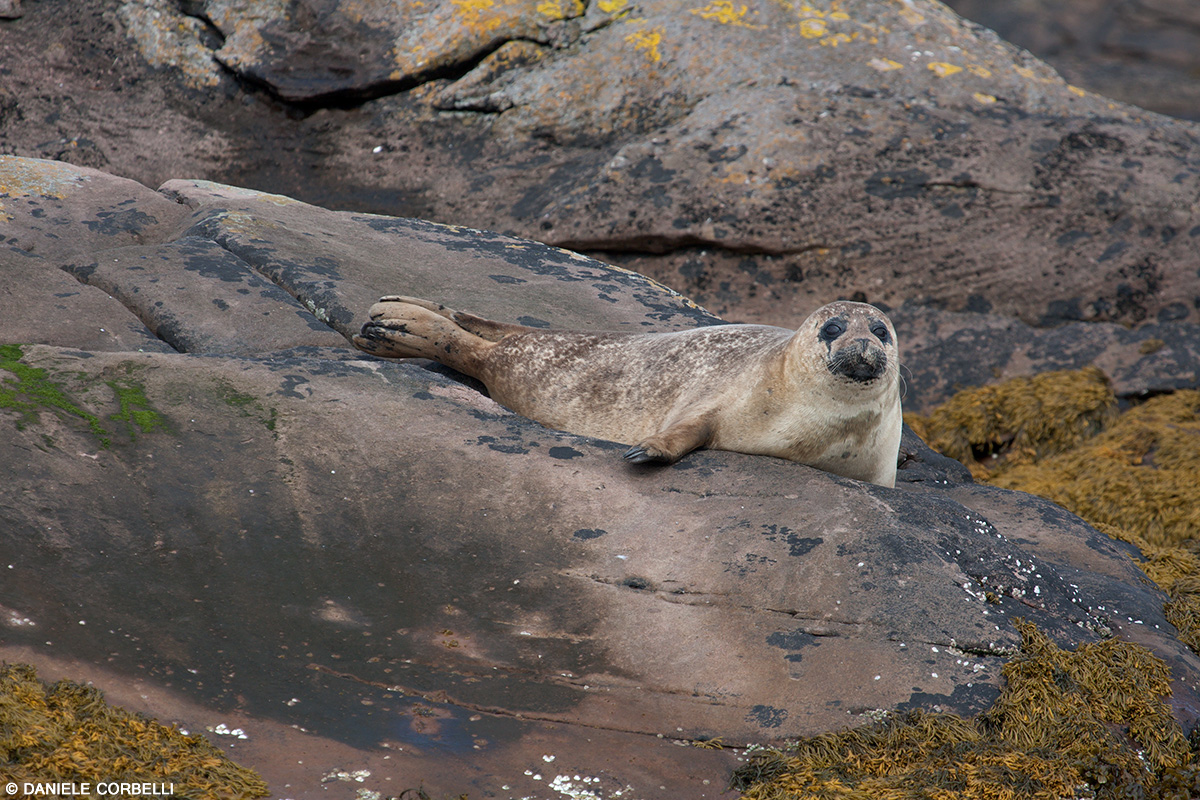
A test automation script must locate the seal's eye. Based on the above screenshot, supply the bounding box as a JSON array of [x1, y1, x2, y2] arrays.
[[870, 322, 890, 343], [819, 319, 845, 341]]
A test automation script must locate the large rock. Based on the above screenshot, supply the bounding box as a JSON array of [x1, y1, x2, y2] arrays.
[[3, 155, 1200, 797], [1, 0, 1198, 332]]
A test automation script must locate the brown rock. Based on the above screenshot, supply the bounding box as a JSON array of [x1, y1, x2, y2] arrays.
[[3, 155, 1200, 796]]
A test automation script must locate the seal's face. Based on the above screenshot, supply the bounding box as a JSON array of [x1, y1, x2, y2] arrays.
[[812, 303, 896, 384]]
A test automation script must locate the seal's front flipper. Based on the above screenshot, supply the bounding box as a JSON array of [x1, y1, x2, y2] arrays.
[[624, 413, 714, 465]]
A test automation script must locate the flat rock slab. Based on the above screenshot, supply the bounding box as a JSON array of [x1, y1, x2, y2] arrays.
[[3, 156, 1199, 797]]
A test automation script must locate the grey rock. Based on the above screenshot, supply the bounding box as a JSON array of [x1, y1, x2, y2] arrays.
[[1, 0, 1198, 334], [945, 0, 1200, 122], [894, 304, 1200, 413]]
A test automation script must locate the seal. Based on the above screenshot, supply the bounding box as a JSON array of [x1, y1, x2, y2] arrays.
[[353, 296, 903, 486]]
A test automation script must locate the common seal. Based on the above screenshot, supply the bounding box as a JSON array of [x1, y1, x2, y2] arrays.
[[353, 297, 903, 487]]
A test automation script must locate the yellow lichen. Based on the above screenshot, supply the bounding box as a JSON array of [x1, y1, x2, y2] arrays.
[[624, 26, 664, 64], [690, 0, 763, 28], [116, 0, 223, 89], [819, 31, 853, 46], [536, 0, 582, 20], [927, 61, 962, 78], [0, 155, 92, 200], [973, 92, 997, 104], [798, 17, 826, 37], [450, 0, 506, 35]]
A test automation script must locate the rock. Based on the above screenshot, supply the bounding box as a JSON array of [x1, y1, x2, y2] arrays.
[[0, 0, 20, 19], [944, 0, 1200, 122], [3, 155, 1200, 796], [892, 304, 1200, 413], [1, 0, 1198, 332]]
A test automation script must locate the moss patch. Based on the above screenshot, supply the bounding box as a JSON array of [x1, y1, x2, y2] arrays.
[[218, 385, 277, 437], [733, 622, 1200, 799], [0, 343, 110, 446], [107, 372, 168, 442], [0, 345, 168, 448], [0, 662, 268, 799]]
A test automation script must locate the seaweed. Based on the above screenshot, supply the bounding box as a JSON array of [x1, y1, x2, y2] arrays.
[[0, 662, 269, 799], [908, 371, 1200, 649], [733, 622, 1200, 799]]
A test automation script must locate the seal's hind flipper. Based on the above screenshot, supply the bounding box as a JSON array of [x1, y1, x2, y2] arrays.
[[370, 295, 543, 343], [354, 298, 490, 375]]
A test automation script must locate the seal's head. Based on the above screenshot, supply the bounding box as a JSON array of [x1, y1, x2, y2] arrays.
[[805, 301, 898, 386]]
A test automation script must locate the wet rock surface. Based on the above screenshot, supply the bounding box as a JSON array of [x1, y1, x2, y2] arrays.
[[3, 156, 1200, 797]]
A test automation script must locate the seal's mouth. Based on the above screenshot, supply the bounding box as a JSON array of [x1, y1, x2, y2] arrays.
[[827, 340, 886, 383]]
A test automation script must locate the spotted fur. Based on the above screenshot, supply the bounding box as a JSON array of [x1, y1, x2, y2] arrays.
[[354, 297, 902, 486]]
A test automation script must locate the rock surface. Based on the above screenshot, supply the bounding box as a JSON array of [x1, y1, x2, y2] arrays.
[[3, 155, 1200, 797], [945, 0, 1200, 123], [893, 304, 1200, 414], [1, 0, 1198, 332]]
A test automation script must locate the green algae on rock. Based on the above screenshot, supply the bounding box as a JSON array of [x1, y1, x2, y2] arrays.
[[0, 345, 167, 449], [0, 343, 111, 447], [0, 662, 268, 798], [733, 621, 1200, 800]]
